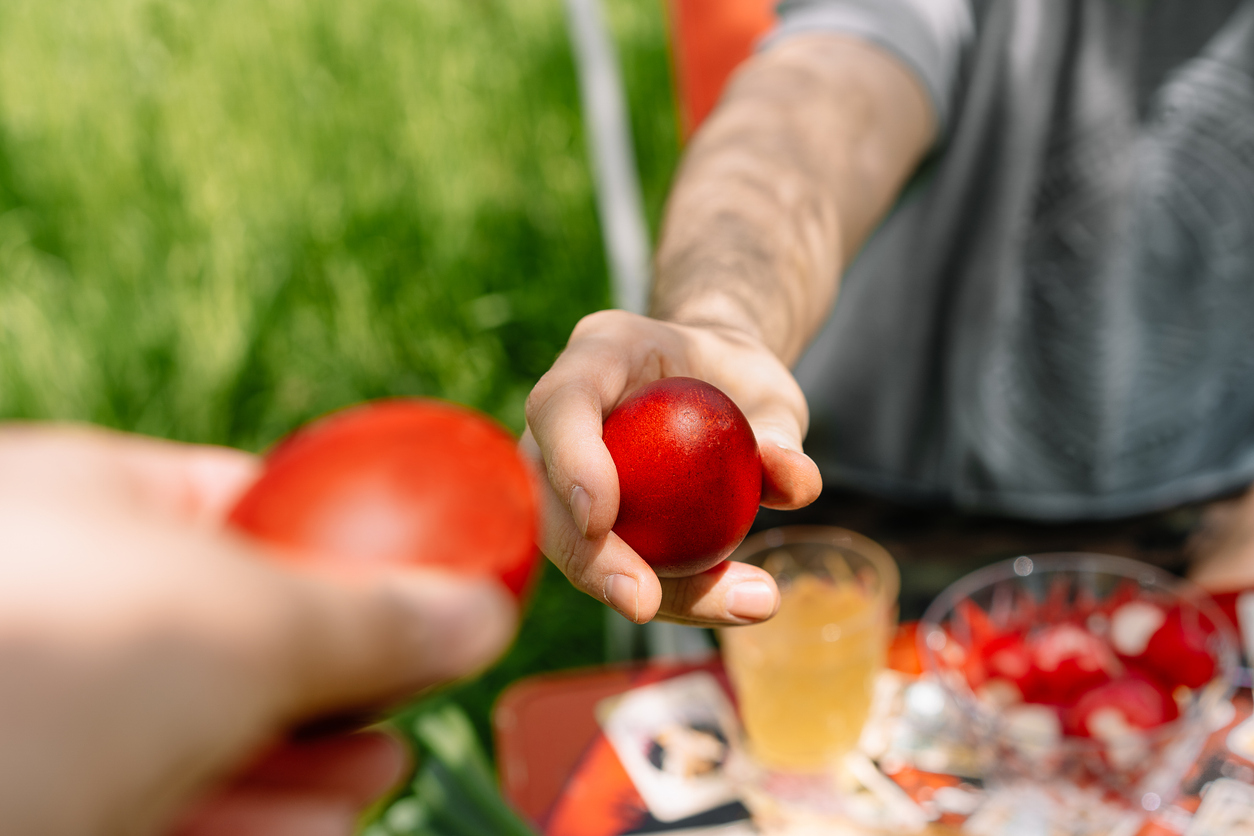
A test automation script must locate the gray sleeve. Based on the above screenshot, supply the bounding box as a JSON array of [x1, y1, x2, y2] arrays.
[[763, 0, 974, 132]]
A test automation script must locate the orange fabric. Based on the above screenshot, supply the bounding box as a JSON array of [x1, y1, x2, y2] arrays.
[[544, 735, 644, 836], [666, 0, 777, 140]]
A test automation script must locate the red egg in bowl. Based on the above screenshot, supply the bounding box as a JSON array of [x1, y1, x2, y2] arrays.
[[919, 553, 1238, 828]]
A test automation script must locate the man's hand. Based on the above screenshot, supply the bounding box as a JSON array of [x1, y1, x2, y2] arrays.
[[0, 425, 517, 836], [525, 311, 822, 626], [1187, 484, 1254, 593], [526, 34, 934, 626]]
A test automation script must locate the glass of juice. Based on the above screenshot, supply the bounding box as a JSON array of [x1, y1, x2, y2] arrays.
[[719, 526, 899, 772]]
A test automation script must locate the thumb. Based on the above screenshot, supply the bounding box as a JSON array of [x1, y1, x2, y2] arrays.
[[755, 428, 822, 510], [264, 568, 519, 722]]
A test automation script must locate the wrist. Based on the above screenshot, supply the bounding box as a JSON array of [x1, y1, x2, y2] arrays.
[[653, 291, 764, 342], [654, 283, 813, 364]]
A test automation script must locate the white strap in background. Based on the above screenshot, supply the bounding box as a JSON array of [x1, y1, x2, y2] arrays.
[[563, 0, 651, 317], [564, 0, 712, 662]]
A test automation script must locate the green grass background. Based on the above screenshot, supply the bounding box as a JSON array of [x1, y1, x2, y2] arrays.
[[0, 0, 680, 802]]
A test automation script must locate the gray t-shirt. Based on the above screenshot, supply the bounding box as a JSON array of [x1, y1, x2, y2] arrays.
[[774, 0, 1254, 520]]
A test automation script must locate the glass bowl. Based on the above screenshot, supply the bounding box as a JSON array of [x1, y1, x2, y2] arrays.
[[919, 553, 1238, 832]]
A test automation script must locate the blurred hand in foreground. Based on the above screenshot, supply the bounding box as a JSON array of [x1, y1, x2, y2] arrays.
[[524, 310, 822, 627], [0, 425, 517, 836]]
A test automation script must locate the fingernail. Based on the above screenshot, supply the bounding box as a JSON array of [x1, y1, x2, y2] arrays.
[[570, 485, 592, 537], [726, 581, 778, 621], [283, 801, 357, 835], [390, 576, 517, 679], [604, 574, 639, 622], [283, 804, 358, 836], [757, 429, 800, 454], [174, 796, 357, 835]]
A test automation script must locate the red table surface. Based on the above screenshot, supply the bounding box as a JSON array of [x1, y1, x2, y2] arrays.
[[494, 658, 733, 828], [494, 602, 1254, 835]]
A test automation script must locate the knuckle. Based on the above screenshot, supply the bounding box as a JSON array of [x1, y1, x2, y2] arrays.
[[544, 527, 596, 593], [660, 576, 704, 617], [543, 456, 571, 500], [524, 375, 575, 443], [571, 308, 629, 340], [523, 379, 550, 426]]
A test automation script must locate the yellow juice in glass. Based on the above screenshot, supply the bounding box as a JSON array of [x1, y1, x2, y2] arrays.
[[720, 528, 898, 772]]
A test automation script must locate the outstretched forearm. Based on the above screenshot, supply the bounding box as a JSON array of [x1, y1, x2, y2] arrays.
[[653, 34, 936, 364], [524, 34, 935, 624]]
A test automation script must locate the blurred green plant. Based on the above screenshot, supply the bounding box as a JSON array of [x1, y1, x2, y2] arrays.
[[0, 0, 676, 446], [365, 701, 538, 836], [0, 0, 681, 821]]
